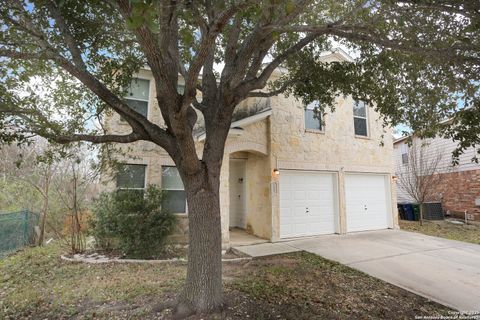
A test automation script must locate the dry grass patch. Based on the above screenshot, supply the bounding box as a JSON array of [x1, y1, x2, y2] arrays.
[[400, 220, 480, 245], [224, 252, 450, 320], [0, 244, 185, 319], [0, 244, 452, 319]]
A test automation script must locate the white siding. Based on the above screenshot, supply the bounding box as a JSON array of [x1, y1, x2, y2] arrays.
[[393, 136, 480, 203]]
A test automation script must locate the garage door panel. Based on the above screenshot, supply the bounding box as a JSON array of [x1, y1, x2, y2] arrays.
[[280, 190, 292, 200], [345, 174, 389, 232], [280, 171, 336, 238], [294, 191, 306, 200], [280, 207, 292, 218]]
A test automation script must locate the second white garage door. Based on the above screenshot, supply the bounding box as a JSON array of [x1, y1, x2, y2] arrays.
[[279, 171, 337, 238], [345, 174, 390, 232]]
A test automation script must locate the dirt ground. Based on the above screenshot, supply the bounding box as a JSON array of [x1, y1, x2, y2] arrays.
[[0, 244, 451, 319]]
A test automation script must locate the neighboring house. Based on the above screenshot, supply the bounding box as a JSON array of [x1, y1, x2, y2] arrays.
[[102, 49, 399, 247], [394, 135, 480, 221]]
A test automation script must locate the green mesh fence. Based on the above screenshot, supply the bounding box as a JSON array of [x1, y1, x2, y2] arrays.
[[0, 210, 39, 258]]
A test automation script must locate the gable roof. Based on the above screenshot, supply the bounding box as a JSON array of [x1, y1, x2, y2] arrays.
[[319, 48, 355, 63], [196, 108, 272, 142]]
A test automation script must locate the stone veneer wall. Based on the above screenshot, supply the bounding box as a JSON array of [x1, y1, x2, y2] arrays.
[[102, 60, 398, 245], [267, 84, 398, 240], [100, 117, 272, 247]]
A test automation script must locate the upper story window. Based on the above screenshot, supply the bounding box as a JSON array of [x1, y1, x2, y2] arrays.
[[125, 78, 150, 118], [401, 152, 409, 165], [161, 166, 186, 214], [304, 101, 323, 131], [116, 164, 146, 194], [353, 100, 368, 137]]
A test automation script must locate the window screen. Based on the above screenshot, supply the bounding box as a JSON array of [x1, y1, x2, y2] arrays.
[[305, 101, 322, 131], [124, 78, 149, 118], [161, 166, 186, 213], [116, 164, 146, 189], [125, 99, 148, 117], [353, 101, 368, 136], [127, 78, 149, 100]]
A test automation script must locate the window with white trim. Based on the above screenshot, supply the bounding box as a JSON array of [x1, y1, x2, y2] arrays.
[[304, 101, 323, 131], [125, 78, 149, 118], [161, 166, 186, 213], [353, 100, 368, 136], [116, 164, 146, 194]]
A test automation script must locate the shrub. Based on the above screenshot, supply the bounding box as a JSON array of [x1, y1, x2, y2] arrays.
[[90, 185, 177, 258]]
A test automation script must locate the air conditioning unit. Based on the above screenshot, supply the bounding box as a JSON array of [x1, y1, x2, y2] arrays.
[[422, 202, 444, 220]]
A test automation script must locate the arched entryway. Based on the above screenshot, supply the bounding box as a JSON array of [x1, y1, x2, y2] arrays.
[[226, 149, 272, 246]]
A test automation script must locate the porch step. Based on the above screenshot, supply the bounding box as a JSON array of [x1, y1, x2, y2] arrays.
[[233, 242, 301, 257]]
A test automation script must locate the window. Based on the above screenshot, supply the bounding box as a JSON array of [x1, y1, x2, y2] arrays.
[[161, 166, 186, 213], [304, 101, 323, 131], [116, 164, 146, 195], [353, 100, 368, 136], [124, 78, 149, 118], [402, 153, 409, 165]]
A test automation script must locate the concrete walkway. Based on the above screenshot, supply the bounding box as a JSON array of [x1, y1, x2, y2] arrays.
[[234, 230, 480, 312]]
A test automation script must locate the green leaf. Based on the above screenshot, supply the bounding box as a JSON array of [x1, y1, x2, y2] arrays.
[[126, 16, 144, 30], [145, 19, 160, 34], [285, 0, 295, 15], [180, 29, 194, 46]]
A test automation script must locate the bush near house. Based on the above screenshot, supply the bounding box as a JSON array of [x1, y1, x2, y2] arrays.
[[90, 185, 177, 259]]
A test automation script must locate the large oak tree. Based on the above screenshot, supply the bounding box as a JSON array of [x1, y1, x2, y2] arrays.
[[1, 0, 479, 316]]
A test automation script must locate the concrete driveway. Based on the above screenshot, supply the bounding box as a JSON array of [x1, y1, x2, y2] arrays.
[[284, 230, 480, 312]]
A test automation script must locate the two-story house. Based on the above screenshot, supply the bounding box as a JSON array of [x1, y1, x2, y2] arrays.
[[394, 134, 480, 221], [102, 49, 399, 247]]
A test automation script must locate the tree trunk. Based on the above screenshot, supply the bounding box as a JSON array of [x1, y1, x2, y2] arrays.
[[419, 203, 424, 226], [38, 179, 50, 246], [174, 174, 223, 317]]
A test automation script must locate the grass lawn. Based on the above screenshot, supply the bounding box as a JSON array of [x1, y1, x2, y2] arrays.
[[0, 244, 451, 319], [399, 219, 480, 245]]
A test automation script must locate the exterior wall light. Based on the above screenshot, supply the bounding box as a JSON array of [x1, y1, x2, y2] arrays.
[[273, 154, 280, 175], [392, 175, 398, 182]]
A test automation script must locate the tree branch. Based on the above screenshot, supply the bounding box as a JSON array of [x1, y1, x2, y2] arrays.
[[46, 0, 87, 70], [329, 26, 480, 64], [247, 81, 292, 98], [53, 132, 144, 144], [236, 31, 327, 98], [183, 1, 254, 108]]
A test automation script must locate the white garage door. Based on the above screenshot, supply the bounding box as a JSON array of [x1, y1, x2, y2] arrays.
[[279, 171, 336, 238], [345, 174, 390, 232]]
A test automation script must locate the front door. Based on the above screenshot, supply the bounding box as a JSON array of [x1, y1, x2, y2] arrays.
[[229, 159, 246, 229]]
